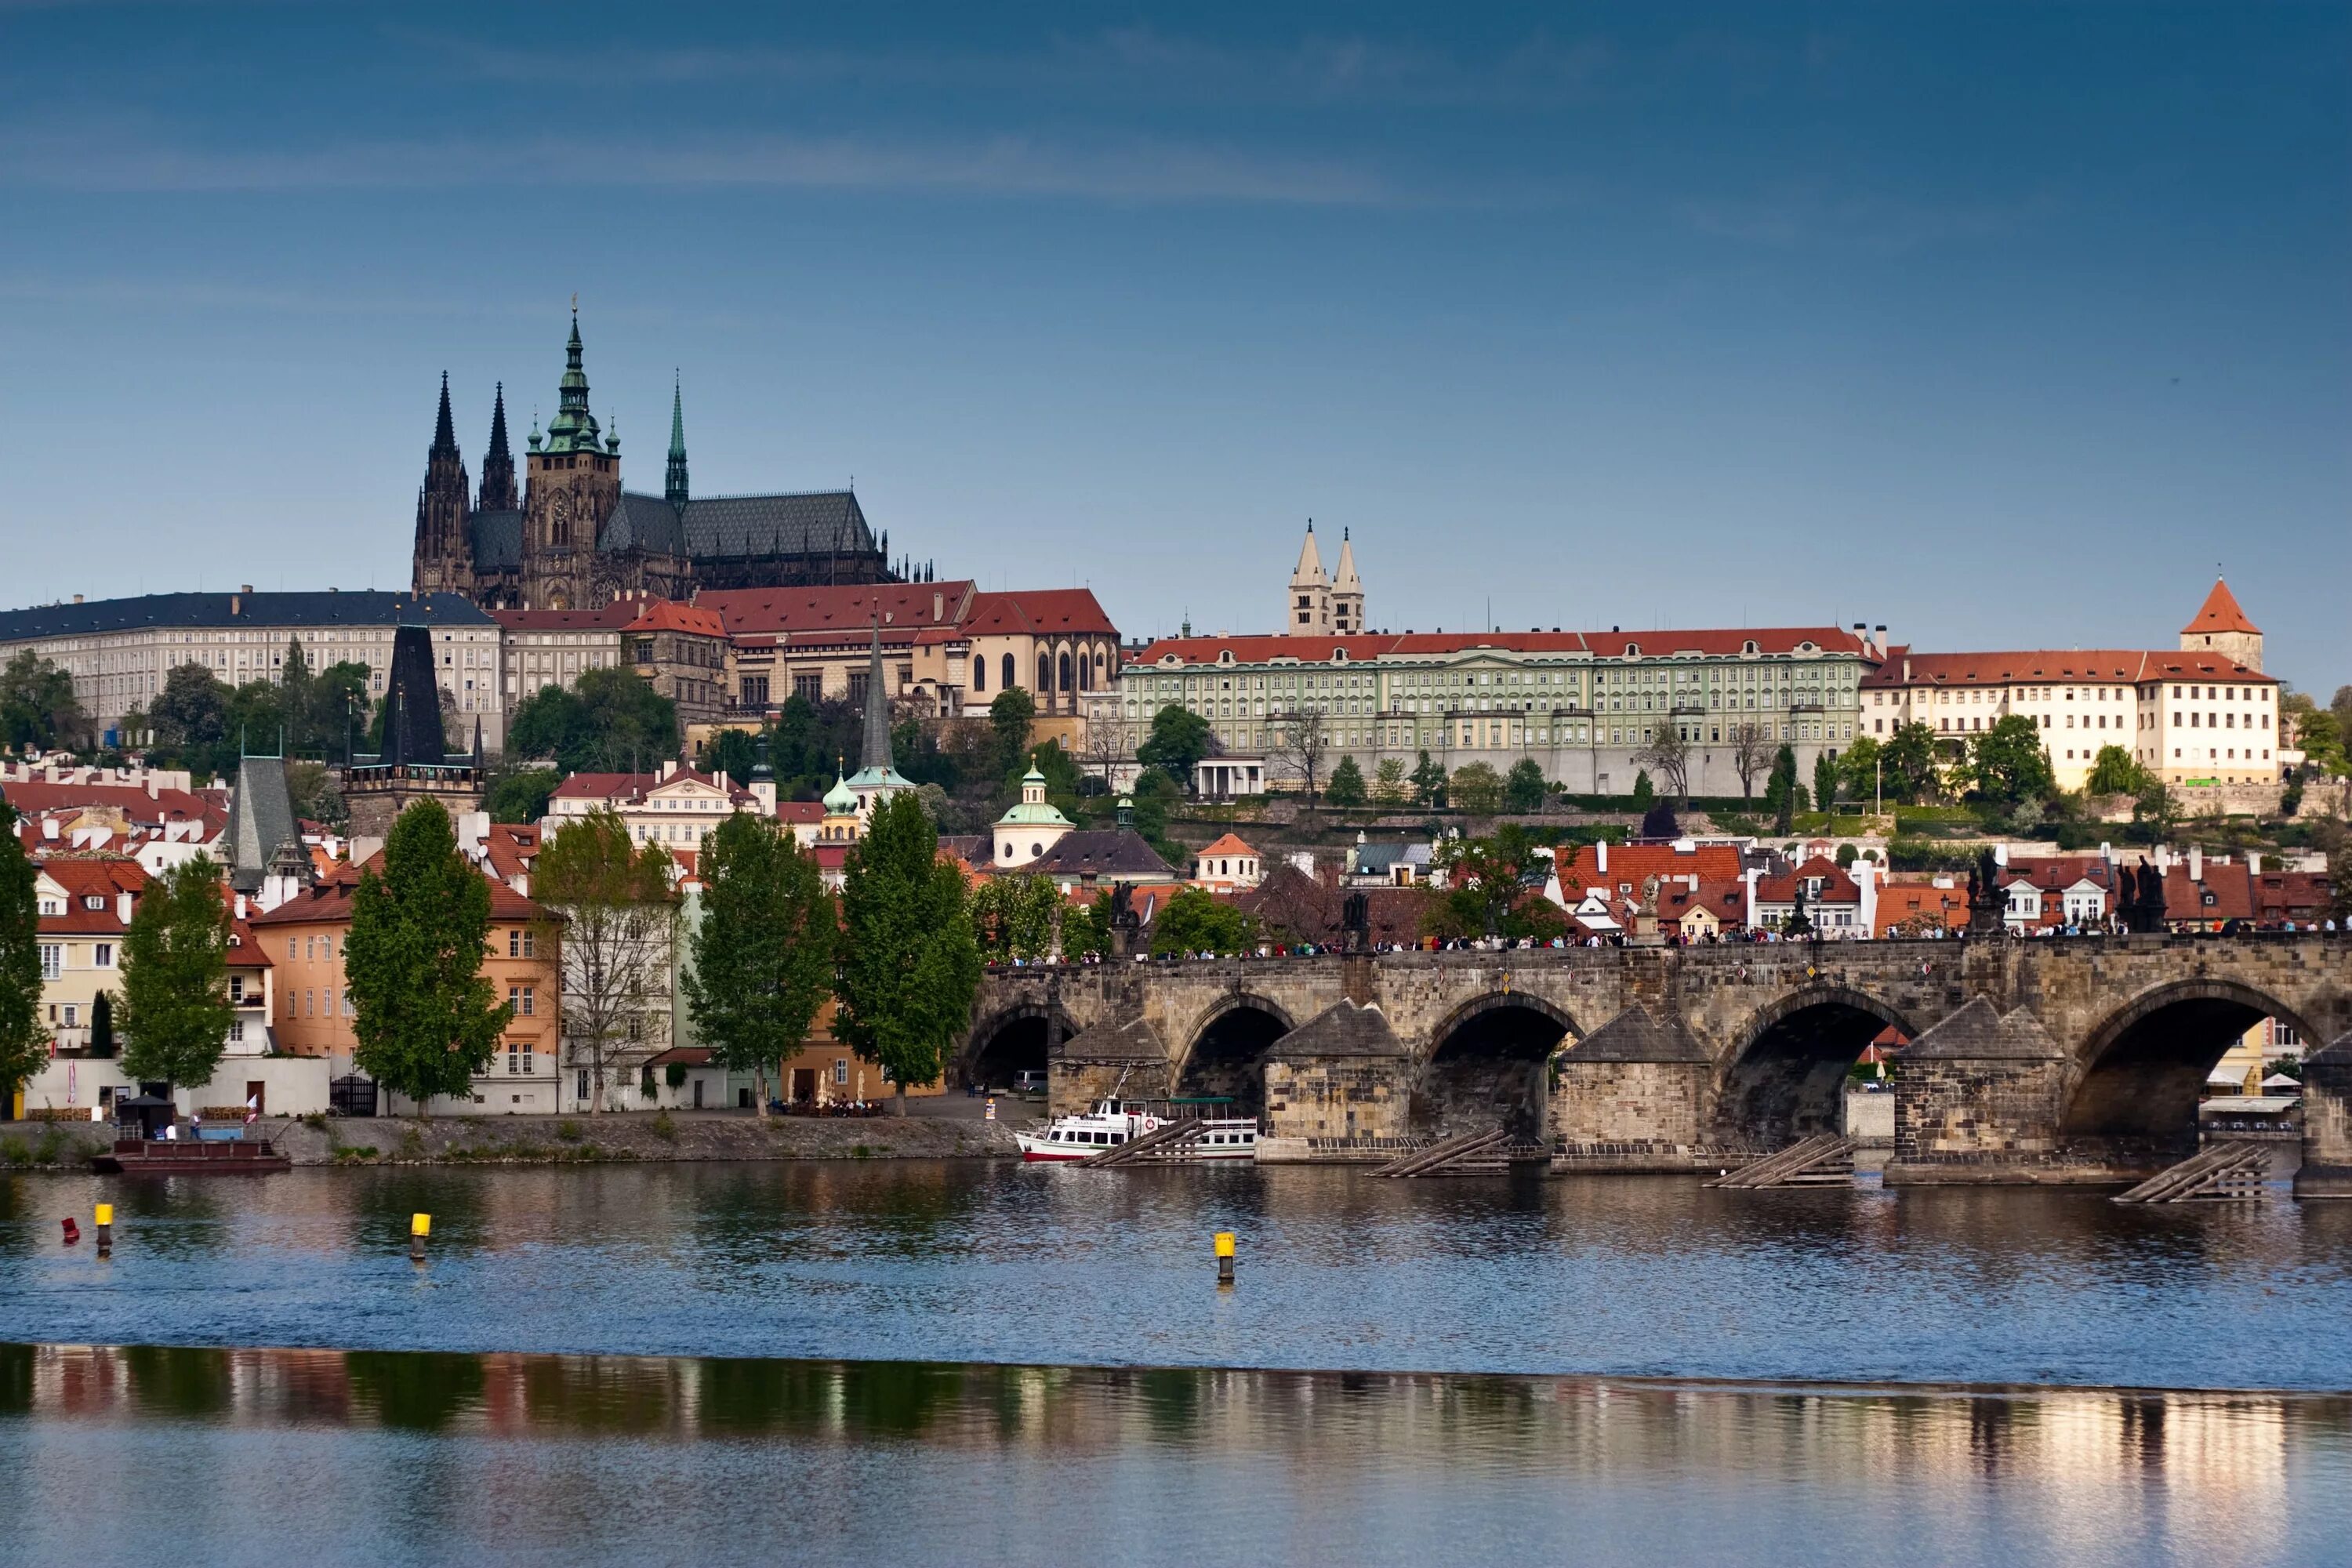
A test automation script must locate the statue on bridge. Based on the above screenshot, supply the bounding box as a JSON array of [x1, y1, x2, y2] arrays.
[[1342, 891, 1371, 953], [2121, 857, 2169, 935], [1966, 846, 2007, 937], [1784, 881, 1814, 938], [1107, 881, 1143, 957]]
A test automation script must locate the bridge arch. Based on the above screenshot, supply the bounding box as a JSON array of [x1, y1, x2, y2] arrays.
[[1417, 991, 1582, 1140], [960, 1001, 1080, 1092], [2063, 978, 2316, 1152], [1172, 993, 1300, 1116], [1715, 985, 1914, 1149]]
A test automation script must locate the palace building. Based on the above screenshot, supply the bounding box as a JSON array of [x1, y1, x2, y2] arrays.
[[412, 310, 920, 613]]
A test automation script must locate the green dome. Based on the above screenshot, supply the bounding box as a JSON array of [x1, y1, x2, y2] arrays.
[[822, 772, 858, 812]]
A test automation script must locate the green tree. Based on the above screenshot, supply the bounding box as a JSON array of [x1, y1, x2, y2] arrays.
[[278, 637, 315, 750], [833, 793, 981, 1114], [345, 802, 510, 1116], [148, 662, 230, 755], [0, 650, 89, 753], [536, 808, 678, 1114], [1762, 744, 1798, 812], [1630, 770, 1654, 809], [485, 767, 561, 825], [988, 688, 1037, 777], [1813, 752, 1840, 816], [1326, 755, 1368, 808], [1504, 757, 1548, 813], [88, 989, 116, 1058], [0, 801, 45, 1102], [1450, 761, 1504, 815], [1881, 722, 1940, 804], [118, 855, 234, 1092], [1136, 704, 1214, 789], [684, 812, 831, 1116], [1838, 735, 1883, 808], [309, 661, 375, 763], [1374, 757, 1410, 805], [285, 760, 346, 828], [1972, 714, 2056, 804], [1410, 750, 1447, 808], [2085, 745, 2153, 797], [699, 728, 760, 789], [1127, 769, 1187, 866], [1425, 824, 1566, 943], [509, 666, 679, 775], [1149, 887, 1256, 957], [970, 873, 1064, 962], [2132, 781, 2180, 841]]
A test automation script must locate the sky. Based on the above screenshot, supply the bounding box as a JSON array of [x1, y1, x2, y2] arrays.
[[1, 2, 2344, 688]]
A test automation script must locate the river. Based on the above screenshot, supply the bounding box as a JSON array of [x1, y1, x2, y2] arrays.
[[3, 1160, 2350, 1564]]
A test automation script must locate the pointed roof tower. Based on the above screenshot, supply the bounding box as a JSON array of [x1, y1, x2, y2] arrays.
[[1331, 527, 1361, 593], [543, 305, 603, 454], [1291, 520, 1327, 586], [2180, 576, 2263, 671], [1286, 520, 1332, 636], [2182, 577, 2259, 637], [478, 381, 517, 511], [664, 372, 690, 506], [1329, 526, 1365, 633], [844, 615, 914, 796], [430, 372, 459, 457]]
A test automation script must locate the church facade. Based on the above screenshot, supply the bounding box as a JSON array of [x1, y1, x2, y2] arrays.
[[412, 312, 918, 612]]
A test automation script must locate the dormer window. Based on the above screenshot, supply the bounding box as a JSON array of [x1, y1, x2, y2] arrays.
[[84, 895, 106, 910]]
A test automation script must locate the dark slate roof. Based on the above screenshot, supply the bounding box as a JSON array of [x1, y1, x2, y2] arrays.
[[597, 489, 875, 564], [225, 754, 299, 895], [470, 510, 524, 573], [1570, 1004, 1711, 1062], [1054, 1014, 1167, 1064], [1904, 997, 2063, 1060], [1026, 830, 1176, 880], [1270, 1000, 1406, 1058], [0, 591, 493, 641]]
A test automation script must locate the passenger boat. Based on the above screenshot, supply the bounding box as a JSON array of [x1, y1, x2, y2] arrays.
[[1015, 1098, 1261, 1163]]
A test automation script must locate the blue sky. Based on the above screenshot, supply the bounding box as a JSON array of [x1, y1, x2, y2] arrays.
[[2, 2, 2344, 688]]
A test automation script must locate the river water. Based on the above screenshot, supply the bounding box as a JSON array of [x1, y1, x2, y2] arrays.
[[3, 1160, 2350, 1565]]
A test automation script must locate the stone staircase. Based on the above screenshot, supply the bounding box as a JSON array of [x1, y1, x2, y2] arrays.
[[2113, 1140, 2270, 1204], [1703, 1133, 1858, 1189]]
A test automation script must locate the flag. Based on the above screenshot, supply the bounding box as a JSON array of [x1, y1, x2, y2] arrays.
[[245, 1094, 260, 1126]]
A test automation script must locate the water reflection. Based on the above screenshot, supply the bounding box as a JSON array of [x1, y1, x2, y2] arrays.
[[1, 1345, 2346, 1568]]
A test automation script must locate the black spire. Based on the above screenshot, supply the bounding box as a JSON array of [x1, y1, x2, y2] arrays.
[[430, 371, 459, 458], [663, 372, 690, 506], [478, 381, 517, 511]]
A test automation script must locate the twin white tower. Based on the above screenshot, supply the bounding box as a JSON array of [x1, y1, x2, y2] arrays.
[[1286, 521, 1365, 637]]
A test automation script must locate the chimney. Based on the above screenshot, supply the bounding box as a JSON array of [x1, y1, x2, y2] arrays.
[[72, 593, 84, 604], [1902, 658, 1911, 682], [146, 778, 158, 799], [2247, 851, 2261, 875], [234, 895, 248, 920], [230, 593, 241, 617], [2188, 844, 2202, 883], [1596, 840, 1608, 875], [116, 891, 132, 924]]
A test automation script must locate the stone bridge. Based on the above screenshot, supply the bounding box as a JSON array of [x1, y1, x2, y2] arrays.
[[960, 935, 2352, 1185]]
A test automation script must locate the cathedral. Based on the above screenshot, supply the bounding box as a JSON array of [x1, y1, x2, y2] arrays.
[[412, 310, 924, 611]]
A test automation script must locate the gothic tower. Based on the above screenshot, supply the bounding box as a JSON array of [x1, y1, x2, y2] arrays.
[[411, 372, 474, 597], [1330, 527, 1365, 634], [1285, 520, 1332, 636], [521, 308, 622, 611], [477, 382, 517, 512], [664, 373, 690, 506]]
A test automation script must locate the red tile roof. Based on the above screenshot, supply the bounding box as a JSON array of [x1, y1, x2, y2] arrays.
[[625, 601, 727, 638], [1, 780, 223, 831], [1755, 857, 1861, 906], [695, 582, 974, 636], [248, 855, 554, 926], [36, 858, 147, 934], [1554, 842, 1743, 895], [1126, 626, 1875, 667], [1864, 650, 2273, 688], [2182, 578, 2259, 637], [962, 589, 1119, 638]]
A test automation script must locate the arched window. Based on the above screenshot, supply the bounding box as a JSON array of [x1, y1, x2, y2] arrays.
[[1002, 653, 1016, 691], [1077, 650, 1091, 691], [972, 657, 985, 694], [1059, 652, 1073, 691], [1039, 653, 1053, 691]]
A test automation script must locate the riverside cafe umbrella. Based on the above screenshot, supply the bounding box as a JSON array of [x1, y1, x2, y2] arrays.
[[113, 1092, 175, 1140]]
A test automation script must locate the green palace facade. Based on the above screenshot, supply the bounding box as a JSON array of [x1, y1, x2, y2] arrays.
[[1100, 625, 1886, 797]]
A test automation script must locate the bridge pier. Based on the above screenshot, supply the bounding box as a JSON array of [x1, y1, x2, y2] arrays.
[[1259, 1000, 1414, 1161], [2294, 1032, 2352, 1200], [1548, 1005, 1719, 1173]]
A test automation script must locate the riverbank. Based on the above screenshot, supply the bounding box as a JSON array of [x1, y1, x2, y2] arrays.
[[2, 1109, 1023, 1168]]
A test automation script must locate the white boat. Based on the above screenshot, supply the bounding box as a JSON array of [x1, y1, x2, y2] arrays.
[[1016, 1098, 1262, 1163]]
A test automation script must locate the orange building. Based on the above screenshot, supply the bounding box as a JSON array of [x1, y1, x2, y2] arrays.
[[248, 859, 563, 1112]]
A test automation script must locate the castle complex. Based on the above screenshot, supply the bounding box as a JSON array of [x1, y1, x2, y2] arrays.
[[411, 311, 917, 612]]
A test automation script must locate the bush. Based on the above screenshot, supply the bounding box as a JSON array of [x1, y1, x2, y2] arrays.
[[651, 1109, 678, 1144], [556, 1118, 584, 1142]]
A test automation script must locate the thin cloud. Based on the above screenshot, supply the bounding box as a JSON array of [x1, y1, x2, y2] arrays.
[[1672, 186, 2053, 256], [0, 122, 1447, 206]]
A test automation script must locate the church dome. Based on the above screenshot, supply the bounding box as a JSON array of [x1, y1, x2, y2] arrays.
[[822, 772, 858, 813]]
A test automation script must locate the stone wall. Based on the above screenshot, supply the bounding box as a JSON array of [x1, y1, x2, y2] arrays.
[[1263, 1057, 1410, 1142], [1548, 1060, 1710, 1151], [2295, 1044, 2352, 1199]]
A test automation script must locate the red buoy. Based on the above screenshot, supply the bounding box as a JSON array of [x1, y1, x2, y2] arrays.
[[60, 1218, 81, 1245]]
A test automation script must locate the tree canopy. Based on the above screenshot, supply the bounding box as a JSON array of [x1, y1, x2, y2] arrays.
[[970, 873, 1065, 963], [1325, 755, 1368, 808], [508, 666, 681, 775], [0, 802, 45, 1098], [1425, 824, 1565, 943], [833, 793, 981, 1112], [1450, 761, 1504, 815], [1971, 715, 2056, 804], [536, 807, 677, 1113], [684, 811, 831, 1114], [345, 802, 510, 1112], [1136, 704, 1214, 788], [1879, 723, 1940, 804], [1149, 887, 1256, 956], [988, 688, 1037, 776], [118, 855, 234, 1091], [0, 650, 88, 753], [1505, 758, 1548, 813], [2085, 745, 2154, 797]]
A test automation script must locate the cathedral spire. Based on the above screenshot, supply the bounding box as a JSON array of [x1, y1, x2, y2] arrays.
[[859, 616, 891, 774], [543, 303, 602, 453], [430, 372, 458, 458], [477, 381, 517, 511], [664, 372, 690, 506]]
